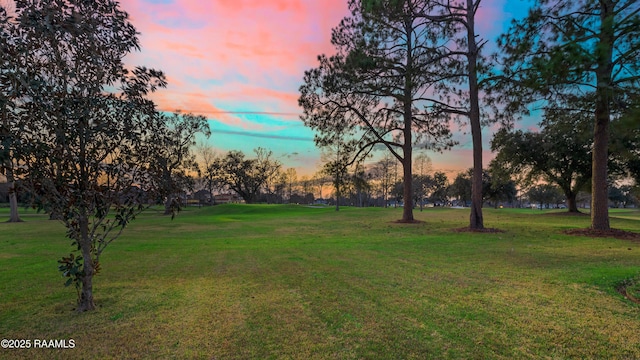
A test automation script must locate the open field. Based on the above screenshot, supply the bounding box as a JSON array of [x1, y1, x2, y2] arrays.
[[1, 205, 639, 359]]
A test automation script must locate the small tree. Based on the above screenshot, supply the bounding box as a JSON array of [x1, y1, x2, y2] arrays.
[[429, 172, 449, 205], [449, 171, 472, 206], [527, 184, 564, 210], [5, 0, 172, 311], [155, 112, 210, 215], [320, 140, 353, 211], [196, 143, 218, 205], [284, 168, 297, 203]]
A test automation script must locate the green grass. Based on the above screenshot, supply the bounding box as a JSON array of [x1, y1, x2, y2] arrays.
[[1, 205, 639, 359]]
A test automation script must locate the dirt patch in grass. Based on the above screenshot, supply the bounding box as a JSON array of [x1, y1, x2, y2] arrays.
[[616, 281, 640, 305], [543, 211, 589, 216], [564, 228, 640, 241], [452, 227, 504, 233], [391, 219, 424, 224]]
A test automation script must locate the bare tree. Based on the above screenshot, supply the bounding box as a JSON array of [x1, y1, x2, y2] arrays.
[[197, 143, 218, 205]]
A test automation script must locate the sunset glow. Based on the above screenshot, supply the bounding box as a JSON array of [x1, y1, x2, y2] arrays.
[[120, 0, 534, 176]]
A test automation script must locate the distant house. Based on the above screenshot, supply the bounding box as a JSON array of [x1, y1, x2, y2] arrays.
[[214, 193, 244, 204], [191, 189, 213, 204]]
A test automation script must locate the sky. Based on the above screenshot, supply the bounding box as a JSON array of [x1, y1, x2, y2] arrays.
[[120, 0, 536, 178]]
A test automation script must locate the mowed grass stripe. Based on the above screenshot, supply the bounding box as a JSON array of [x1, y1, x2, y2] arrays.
[[0, 205, 639, 359]]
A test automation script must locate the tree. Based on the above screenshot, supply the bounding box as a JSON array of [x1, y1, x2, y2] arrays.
[[413, 153, 432, 210], [492, 100, 638, 212], [425, 0, 493, 228], [350, 161, 371, 207], [300, 175, 313, 200], [484, 166, 517, 208], [197, 143, 218, 205], [0, 1, 21, 222], [429, 171, 449, 204], [260, 162, 285, 204], [210, 148, 281, 204], [320, 139, 352, 211], [527, 184, 564, 209], [366, 0, 497, 228], [370, 153, 397, 207], [497, 0, 640, 230], [4, 0, 171, 311], [449, 171, 472, 206], [609, 184, 637, 208], [156, 112, 210, 215], [610, 101, 640, 183], [448, 168, 514, 208], [491, 107, 593, 212], [300, 0, 454, 222], [284, 167, 297, 203]]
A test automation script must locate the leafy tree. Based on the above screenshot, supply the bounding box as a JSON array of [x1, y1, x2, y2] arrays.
[[497, 0, 640, 230], [491, 107, 593, 212], [0, 2, 21, 222], [492, 101, 638, 212], [156, 112, 210, 215], [483, 167, 517, 208], [411, 174, 429, 210], [449, 171, 472, 206], [210, 148, 281, 204], [610, 101, 640, 183], [428, 171, 449, 204], [527, 184, 564, 209], [3, 0, 171, 311], [349, 161, 371, 207], [609, 184, 637, 208], [300, 0, 454, 222], [448, 168, 515, 208]]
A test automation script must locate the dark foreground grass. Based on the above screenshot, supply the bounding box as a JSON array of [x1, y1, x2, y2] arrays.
[[1, 205, 639, 359]]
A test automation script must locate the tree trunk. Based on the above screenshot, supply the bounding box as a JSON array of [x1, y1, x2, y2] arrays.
[[208, 182, 215, 205], [6, 171, 22, 222], [467, 0, 484, 229], [164, 196, 173, 215], [402, 158, 413, 222], [590, 0, 613, 230], [2, 104, 20, 223], [335, 181, 340, 212], [566, 192, 579, 213], [78, 216, 95, 312], [401, 25, 414, 223]]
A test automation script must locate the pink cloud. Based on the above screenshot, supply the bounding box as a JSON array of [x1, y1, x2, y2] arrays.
[[116, 0, 523, 173], [119, 0, 349, 128]]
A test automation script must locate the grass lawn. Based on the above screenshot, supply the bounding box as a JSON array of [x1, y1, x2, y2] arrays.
[[1, 205, 639, 359]]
